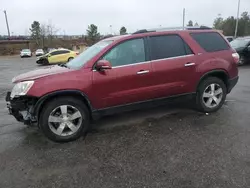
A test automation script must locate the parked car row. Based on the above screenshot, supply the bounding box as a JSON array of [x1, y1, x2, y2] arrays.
[[20, 48, 79, 65], [7, 27, 239, 142], [20, 49, 45, 58]]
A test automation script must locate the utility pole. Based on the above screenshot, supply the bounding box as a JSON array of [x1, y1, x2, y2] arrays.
[[3, 10, 10, 38], [234, 0, 241, 38], [110, 25, 113, 35], [182, 8, 186, 30]]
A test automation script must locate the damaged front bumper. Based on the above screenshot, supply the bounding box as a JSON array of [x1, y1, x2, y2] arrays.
[[5, 92, 38, 125]]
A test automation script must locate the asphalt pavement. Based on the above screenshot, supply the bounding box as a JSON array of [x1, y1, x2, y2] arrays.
[[1, 56, 250, 188]]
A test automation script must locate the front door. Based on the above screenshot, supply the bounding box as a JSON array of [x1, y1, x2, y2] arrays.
[[48, 51, 60, 63], [92, 38, 154, 109]]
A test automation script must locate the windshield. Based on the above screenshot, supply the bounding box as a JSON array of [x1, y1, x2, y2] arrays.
[[230, 39, 249, 48], [22, 49, 30, 52], [66, 40, 113, 69]]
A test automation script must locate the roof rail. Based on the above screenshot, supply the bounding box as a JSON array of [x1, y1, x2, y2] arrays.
[[132, 26, 212, 34]]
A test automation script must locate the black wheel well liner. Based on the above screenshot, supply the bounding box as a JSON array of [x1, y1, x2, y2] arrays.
[[33, 90, 94, 120], [197, 70, 230, 92]]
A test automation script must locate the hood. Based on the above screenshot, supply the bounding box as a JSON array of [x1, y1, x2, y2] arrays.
[[234, 47, 246, 53], [37, 54, 48, 59], [12, 65, 73, 83]]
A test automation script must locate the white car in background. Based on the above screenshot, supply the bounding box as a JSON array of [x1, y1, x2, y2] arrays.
[[20, 49, 32, 58], [35, 49, 44, 56]]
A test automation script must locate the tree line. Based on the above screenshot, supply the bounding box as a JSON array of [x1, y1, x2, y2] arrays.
[[27, 11, 250, 48], [29, 21, 128, 47], [187, 11, 250, 37]]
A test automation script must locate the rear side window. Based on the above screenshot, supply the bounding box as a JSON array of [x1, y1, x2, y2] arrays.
[[190, 32, 229, 52], [59, 50, 70, 54], [149, 35, 192, 61], [51, 50, 69, 56], [50, 51, 60, 56]]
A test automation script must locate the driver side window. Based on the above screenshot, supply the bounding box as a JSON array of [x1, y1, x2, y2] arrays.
[[102, 38, 145, 67]]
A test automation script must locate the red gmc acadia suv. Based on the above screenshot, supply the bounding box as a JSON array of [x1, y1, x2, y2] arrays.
[[6, 27, 239, 142]]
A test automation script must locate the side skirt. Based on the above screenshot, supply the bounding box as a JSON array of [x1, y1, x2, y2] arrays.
[[92, 93, 196, 119]]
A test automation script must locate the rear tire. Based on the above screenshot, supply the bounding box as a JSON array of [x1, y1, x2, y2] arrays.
[[196, 77, 227, 113], [39, 97, 90, 142]]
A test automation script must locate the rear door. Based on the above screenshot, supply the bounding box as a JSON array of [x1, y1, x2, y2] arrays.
[[149, 34, 197, 98], [59, 50, 71, 62], [92, 38, 154, 109], [48, 51, 60, 63], [190, 32, 237, 78]]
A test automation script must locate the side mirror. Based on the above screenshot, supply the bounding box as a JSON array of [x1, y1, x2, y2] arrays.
[[96, 60, 112, 71]]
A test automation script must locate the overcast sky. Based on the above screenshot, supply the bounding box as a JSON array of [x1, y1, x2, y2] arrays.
[[0, 0, 250, 35]]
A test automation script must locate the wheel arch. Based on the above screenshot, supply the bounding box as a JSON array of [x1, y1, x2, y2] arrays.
[[68, 57, 74, 61], [197, 69, 230, 93], [33, 90, 94, 120]]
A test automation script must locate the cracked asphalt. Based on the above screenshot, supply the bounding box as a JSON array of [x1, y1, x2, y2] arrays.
[[0, 56, 250, 188]]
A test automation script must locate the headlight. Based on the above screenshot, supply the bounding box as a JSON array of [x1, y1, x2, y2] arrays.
[[10, 81, 34, 98]]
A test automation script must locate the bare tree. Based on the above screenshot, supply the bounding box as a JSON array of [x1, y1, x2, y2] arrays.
[[46, 23, 60, 45], [40, 24, 47, 49]]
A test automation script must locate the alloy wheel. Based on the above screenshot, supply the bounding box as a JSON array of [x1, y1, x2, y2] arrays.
[[48, 105, 83, 136], [202, 83, 223, 108]]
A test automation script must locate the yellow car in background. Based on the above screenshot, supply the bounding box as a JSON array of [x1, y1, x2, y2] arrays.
[[36, 49, 79, 65]]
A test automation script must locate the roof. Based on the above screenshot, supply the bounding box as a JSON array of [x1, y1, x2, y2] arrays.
[[101, 29, 218, 45], [50, 48, 71, 53], [102, 26, 216, 43], [133, 26, 212, 34], [103, 34, 130, 41]]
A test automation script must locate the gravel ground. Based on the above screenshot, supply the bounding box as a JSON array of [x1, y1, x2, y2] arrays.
[[0, 57, 250, 188]]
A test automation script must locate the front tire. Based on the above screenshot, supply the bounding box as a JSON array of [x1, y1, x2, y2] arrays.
[[196, 77, 227, 113], [39, 97, 90, 142], [42, 59, 49, 65]]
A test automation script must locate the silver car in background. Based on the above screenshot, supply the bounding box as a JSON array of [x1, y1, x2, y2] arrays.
[[35, 49, 44, 56], [20, 49, 32, 58]]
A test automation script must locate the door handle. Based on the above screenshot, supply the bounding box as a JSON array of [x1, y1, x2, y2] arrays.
[[137, 70, 149, 75], [184, 62, 195, 67]]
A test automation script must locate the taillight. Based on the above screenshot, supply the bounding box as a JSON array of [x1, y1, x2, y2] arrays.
[[232, 53, 239, 64]]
